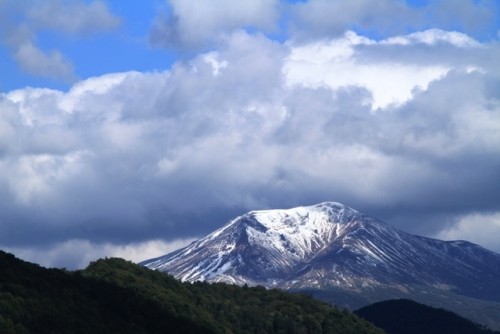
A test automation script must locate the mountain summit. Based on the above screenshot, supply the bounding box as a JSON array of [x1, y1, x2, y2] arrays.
[[142, 202, 500, 303], [144, 202, 362, 285]]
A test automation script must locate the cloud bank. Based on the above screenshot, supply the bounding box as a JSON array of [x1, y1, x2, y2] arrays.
[[1, 0, 499, 268]]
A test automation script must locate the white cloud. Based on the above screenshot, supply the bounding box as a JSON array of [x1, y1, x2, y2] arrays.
[[202, 52, 228, 77], [436, 212, 500, 253], [382, 29, 481, 47], [283, 31, 450, 110], [150, 0, 279, 49], [6, 87, 67, 128]]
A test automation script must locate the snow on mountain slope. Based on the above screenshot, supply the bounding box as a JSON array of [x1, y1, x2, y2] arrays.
[[143, 202, 356, 283], [141, 202, 500, 302]]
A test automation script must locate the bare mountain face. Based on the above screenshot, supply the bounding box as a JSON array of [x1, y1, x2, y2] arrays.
[[142, 202, 500, 329]]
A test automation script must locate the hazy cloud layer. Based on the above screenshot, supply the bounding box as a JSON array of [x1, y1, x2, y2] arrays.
[[289, 0, 499, 41], [26, 0, 121, 36], [1, 23, 499, 267]]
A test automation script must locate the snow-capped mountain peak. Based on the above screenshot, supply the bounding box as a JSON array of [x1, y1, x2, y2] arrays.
[[141, 201, 500, 303], [141, 201, 500, 329], [143, 202, 377, 283]]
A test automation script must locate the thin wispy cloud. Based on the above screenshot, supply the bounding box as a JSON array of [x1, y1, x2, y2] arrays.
[[0, 0, 119, 82]]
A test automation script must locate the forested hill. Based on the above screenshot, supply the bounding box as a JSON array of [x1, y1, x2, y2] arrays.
[[0, 251, 383, 334], [355, 299, 499, 334]]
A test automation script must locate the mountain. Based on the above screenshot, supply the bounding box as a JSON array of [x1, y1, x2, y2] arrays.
[[355, 299, 499, 334], [0, 250, 383, 334], [142, 202, 500, 297], [141, 202, 500, 329]]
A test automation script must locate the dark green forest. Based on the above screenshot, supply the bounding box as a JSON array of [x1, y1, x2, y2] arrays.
[[0, 251, 383, 334], [355, 299, 499, 334]]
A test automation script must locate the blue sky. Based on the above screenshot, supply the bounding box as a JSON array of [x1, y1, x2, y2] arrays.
[[2, 0, 499, 92], [1, 1, 173, 91], [0, 0, 500, 268]]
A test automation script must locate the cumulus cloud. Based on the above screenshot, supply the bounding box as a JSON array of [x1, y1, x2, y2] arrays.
[[1, 26, 499, 267], [149, 0, 280, 50], [0, 0, 120, 81], [283, 30, 454, 110], [436, 212, 500, 253]]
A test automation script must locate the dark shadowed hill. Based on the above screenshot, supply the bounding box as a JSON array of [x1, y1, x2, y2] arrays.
[[355, 299, 499, 334], [0, 250, 383, 334]]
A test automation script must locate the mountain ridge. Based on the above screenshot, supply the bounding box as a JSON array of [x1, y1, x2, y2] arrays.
[[142, 202, 500, 299]]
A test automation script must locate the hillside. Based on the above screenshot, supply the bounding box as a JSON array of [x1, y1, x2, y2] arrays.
[[0, 250, 383, 334], [355, 299, 499, 334]]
